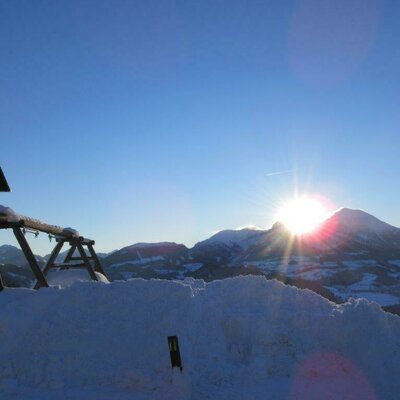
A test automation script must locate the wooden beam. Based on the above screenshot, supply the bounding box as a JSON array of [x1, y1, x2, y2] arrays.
[[20, 218, 79, 238], [0, 271, 4, 291], [0, 221, 23, 229], [87, 243, 107, 277], [76, 243, 98, 281], [58, 263, 87, 269], [81, 239, 95, 246], [63, 245, 77, 263], [0, 167, 11, 192], [13, 227, 48, 289], [34, 240, 64, 289]]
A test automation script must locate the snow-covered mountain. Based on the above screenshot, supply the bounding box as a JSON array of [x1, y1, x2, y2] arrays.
[[43, 248, 110, 263], [0, 245, 46, 287], [326, 207, 396, 233], [0, 244, 45, 267], [194, 228, 265, 250], [102, 208, 400, 313], [2, 207, 400, 314]]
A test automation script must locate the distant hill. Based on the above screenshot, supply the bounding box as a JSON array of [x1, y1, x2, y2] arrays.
[[0, 244, 45, 267], [103, 208, 400, 313], [2, 207, 400, 314]]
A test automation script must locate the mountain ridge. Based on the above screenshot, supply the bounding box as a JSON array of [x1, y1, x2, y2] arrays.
[[2, 207, 400, 314]]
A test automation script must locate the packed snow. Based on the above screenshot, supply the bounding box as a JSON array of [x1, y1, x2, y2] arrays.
[[46, 270, 109, 287], [0, 205, 19, 223], [182, 263, 203, 272], [0, 276, 399, 399]]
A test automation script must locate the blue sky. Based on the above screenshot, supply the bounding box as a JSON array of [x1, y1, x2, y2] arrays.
[[1, 0, 399, 255]]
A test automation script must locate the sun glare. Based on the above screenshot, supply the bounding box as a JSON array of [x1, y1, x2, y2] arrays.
[[276, 197, 328, 235]]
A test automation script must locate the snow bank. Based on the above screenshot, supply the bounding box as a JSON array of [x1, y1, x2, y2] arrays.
[[0, 276, 399, 399], [46, 270, 109, 287]]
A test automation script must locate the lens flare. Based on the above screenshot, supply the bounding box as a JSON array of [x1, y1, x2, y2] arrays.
[[276, 196, 328, 235]]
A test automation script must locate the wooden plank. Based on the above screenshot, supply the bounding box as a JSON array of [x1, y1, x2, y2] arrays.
[[13, 227, 49, 289], [76, 243, 98, 281], [81, 239, 95, 246], [43, 241, 64, 276], [34, 241, 64, 289], [87, 243, 107, 277], [0, 221, 23, 229], [56, 263, 87, 269], [21, 218, 79, 238]]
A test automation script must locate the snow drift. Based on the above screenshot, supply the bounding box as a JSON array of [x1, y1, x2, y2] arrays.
[[0, 276, 399, 399]]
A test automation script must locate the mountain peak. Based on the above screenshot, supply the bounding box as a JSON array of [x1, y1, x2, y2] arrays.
[[327, 207, 396, 233], [197, 227, 265, 250], [210, 227, 262, 240], [125, 242, 184, 250]]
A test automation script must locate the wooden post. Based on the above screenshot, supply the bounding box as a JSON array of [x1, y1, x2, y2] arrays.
[[168, 336, 183, 371], [87, 243, 107, 277], [76, 242, 98, 281], [0, 271, 4, 291], [59, 263, 87, 269], [34, 240, 64, 289], [13, 227, 48, 289]]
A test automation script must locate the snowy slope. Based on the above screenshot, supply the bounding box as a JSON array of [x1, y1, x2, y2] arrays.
[[104, 242, 188, 266], [194, 228, 265, 251], [325, 207, 396, 233], [0, 244, 45, 267], [0, 276, 399, 399]]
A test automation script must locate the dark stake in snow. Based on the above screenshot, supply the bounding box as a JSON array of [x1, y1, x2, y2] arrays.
[[168, 336, 183, 371]]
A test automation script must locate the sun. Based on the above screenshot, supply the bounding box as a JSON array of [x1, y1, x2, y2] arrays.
[[276, 196, 328, 235]]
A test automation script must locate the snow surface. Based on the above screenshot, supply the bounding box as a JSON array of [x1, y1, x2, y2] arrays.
[[183, 263, 203, 272], [328, 207, 395, 233], [62, 227, 80, 237], [125, 242, 182, 250], [198, 228, 263, 250], [46, 269, 109, 287], [109, 256, 165, 269], [0, 205, 19, 222], [343, 259, 380, 267], [389, 259, 400, 267], [0, 276, 400, 399], [349, 292, 399, 306]]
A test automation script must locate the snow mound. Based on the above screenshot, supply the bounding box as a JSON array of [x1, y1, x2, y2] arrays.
[[0, 276, 399, 399], [46, 269, 109, 287], [0, 205, 19, 222]]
